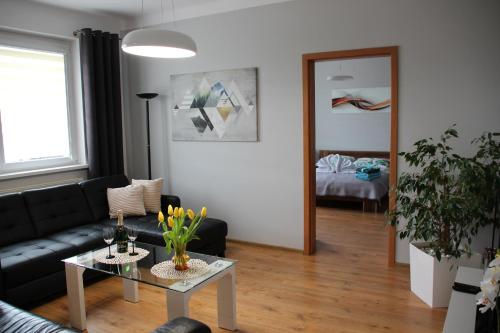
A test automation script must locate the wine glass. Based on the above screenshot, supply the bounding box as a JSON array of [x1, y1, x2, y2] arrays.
[[127, 226, 139, 256], [103, 227, 115, 259]]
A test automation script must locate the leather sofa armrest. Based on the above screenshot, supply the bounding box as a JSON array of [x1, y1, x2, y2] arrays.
[[151, 317, 211, 333], [161, 195, 181, 211]]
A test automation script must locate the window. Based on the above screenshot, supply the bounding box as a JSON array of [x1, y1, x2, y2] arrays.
[[0, 30, 85, 176]]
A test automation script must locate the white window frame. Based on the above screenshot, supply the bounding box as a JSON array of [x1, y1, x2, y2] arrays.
[[0, 29, 86, 178]]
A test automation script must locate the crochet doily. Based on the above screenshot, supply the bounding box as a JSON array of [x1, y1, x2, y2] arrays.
[[94, 247, 150, 264], [150, 259, 209, 280]]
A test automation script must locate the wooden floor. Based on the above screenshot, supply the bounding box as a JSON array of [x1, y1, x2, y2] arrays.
[[33, 207, 446, 332]]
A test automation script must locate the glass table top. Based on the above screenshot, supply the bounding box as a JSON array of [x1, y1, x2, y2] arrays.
[[63, 242, 236, 293]]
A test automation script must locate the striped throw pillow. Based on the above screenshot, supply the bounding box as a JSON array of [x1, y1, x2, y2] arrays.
[[131, 178, 163, 213], [107, 184, 146, 218]]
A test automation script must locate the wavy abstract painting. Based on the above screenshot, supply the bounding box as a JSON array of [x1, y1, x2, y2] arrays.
[[332, 96, 390, 111], [331, 87, 391, 113]]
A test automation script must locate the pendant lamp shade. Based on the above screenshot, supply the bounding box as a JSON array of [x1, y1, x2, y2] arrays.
[[121, 29, 197, 58], [327, 75, 354, 81]]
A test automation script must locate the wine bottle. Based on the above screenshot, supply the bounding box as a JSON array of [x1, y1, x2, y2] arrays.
[[115, 210, 128, 253]]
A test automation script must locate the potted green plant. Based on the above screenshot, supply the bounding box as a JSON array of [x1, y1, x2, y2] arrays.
[[389, 126, 483, 308], [466, 132, 500, 261], [471, 132, 500, 332]]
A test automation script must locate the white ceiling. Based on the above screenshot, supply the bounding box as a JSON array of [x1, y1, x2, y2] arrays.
[[28, 0, 296, 21]]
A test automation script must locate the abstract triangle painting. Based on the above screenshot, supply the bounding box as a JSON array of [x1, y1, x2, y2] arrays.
[[171, 68, 258, 141]]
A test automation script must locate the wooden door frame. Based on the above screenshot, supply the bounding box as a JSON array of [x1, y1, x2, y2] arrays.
[[302, 46, 399, 266]]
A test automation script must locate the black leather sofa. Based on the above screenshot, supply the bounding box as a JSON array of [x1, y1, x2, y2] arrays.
[[0, 300, 211, 333], [0, 174, 227, 307]]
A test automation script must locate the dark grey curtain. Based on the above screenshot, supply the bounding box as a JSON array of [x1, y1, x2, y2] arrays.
[[79, 28, 124, 178]]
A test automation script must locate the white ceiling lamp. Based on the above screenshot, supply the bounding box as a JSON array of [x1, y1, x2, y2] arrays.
[[121, 0, 197, 59], [326, 62, 353, 81], [122, 29, 196, 58], [327, 75, 354, 81]]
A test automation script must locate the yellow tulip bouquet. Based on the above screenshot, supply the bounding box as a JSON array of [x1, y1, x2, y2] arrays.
[[158, 205, 207, 271]]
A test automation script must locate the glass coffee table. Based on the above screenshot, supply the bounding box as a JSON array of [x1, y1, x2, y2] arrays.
[[63, 242, 237, 331]]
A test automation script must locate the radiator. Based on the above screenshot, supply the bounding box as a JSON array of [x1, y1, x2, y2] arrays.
[[0, 177, 84, 195]]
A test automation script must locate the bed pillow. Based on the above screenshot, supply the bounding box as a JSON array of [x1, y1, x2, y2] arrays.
[[353, 157, 373, 168], [131, 178, 163, 213], [316, 154, 355, 172], [373, 158, 390, 167], [107, 184, 146, 218], [354, 157, 390, 171]]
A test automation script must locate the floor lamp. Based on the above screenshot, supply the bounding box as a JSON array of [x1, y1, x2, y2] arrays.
[[136, 93, 158, 180]]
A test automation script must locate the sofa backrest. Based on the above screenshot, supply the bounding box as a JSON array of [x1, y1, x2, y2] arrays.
[[23, 184, 94, 236], [0, 193, 36, 247], [79, 174, 129, 221]]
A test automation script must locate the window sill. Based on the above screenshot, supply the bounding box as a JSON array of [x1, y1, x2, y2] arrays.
[[0, 164, 88, 181]]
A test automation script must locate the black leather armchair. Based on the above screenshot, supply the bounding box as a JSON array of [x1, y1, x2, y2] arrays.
[[0, 300, 76, 332], [0, 300, 211, 333], [152, 317, 211, 333], [0, 261, 4, 300]]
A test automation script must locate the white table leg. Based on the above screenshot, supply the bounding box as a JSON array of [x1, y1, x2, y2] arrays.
[[123, 279, 139, 303], [166, 290, 190, 320], [65, 263, 86, 330], [217, 267, 237, 331]]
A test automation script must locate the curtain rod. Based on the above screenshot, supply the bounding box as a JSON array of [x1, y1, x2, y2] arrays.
[[73, 29, 122, 40]]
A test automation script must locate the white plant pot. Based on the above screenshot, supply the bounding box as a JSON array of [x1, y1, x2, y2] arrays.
[[409, 242, 482, 308]]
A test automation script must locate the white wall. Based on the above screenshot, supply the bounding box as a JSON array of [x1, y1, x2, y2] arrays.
[[315, 57, 391, 154], [0, 0, 125, 39], [123, 0, 500, 261], [0, 0, 126, 192]]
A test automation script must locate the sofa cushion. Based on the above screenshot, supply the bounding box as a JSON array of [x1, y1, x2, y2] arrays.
[[101, 214, 162, 243], [0, 194, 36, 247], [23, 184, 93, 236], [79, 175, 130, 221], [101, 215, 228, 251], [47, 224, 103, 253], [0, 239, 75, 288]]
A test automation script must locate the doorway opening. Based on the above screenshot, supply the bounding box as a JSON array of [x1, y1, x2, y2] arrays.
[[302, 47, 398, 266]]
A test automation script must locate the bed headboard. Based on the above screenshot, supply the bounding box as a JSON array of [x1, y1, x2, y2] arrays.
[[318, 150, 390, 160]]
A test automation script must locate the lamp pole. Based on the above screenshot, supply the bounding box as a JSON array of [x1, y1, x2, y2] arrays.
[[136, 93, 159, 180]]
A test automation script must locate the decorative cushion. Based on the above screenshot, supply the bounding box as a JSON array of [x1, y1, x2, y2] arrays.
[[23, 184, 93, 237], [107, 185, 146, 218], [79, 175, 130, 221], [0, 194, 36, 247], [131, 178, 163, 213]]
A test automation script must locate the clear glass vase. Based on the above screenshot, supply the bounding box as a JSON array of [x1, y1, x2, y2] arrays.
[[172, 244, 189, 271]]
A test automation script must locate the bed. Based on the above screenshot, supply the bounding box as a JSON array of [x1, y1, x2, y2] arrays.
[[315, 150, 390, 212]]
